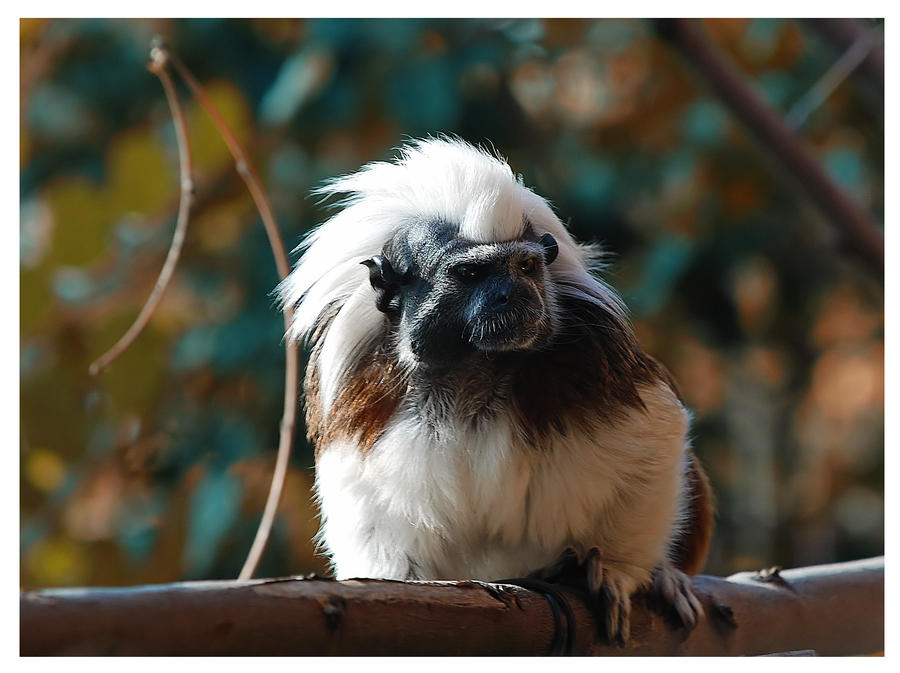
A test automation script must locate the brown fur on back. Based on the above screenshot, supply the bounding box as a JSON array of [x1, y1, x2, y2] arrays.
[[670, 450, 715, 575]]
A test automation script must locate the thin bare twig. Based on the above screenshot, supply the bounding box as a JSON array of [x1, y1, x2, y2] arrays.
[[154, 42, 299, 581], [88, 47, 195, 376], [165, 49, 291, 280], [787, 25, 881, 130], [802, 18, 884, 112]]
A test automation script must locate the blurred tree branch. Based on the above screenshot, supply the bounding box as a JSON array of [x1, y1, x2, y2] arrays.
[[654, 18, 884, 276]]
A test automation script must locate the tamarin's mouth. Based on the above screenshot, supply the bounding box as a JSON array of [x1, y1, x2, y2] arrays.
[[468, 309, 546, 352]]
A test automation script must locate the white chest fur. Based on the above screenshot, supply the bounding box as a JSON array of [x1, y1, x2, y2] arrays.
[[314, 381, 690, 583]]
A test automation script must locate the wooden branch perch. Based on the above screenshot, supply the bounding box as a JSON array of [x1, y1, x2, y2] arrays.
[[20, 556, 883, 656], [654, 19, 884, 274]]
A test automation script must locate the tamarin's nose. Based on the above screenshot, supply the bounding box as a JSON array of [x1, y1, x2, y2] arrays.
[[491, 280, 514, 310]]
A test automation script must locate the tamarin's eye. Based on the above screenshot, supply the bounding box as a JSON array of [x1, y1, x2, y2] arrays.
[[519, 257, 537, 274], [452, 264, 482, 281]]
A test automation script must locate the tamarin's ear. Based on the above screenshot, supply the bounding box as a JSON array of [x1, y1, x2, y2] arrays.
[[539, 233, 559, 265], [362, 255, 400, 314], [362, 255, 397, 289]]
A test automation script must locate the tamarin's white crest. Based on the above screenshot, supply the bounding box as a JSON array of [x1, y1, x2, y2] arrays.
[[279, 137, 713, 644]]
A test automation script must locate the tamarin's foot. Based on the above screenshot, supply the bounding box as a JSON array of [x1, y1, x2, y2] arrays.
[[536, 547, 706, 645], [537, 546, 645, 647], [647, 564, 704, 633]]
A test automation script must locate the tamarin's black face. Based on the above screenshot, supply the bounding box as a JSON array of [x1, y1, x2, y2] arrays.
[[362, 221, 560, 369]]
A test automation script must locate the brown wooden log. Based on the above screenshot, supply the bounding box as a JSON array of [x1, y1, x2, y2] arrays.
[[20, 557, 883, 656]]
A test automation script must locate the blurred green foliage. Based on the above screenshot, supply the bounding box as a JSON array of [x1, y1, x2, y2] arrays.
[[20, 18, 883, 588]]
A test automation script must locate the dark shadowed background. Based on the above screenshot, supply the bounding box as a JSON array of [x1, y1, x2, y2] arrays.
[[20, 18, 883, 588]]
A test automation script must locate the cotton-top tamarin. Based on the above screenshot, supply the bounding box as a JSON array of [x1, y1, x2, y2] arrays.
[[279, 138, 714, 644]]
